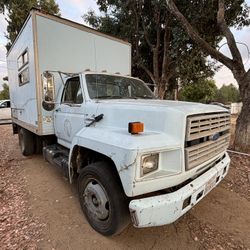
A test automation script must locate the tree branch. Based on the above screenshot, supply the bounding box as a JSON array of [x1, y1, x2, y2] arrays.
[[162, 17, 171, 79], [138, 63, 156, 84], [142, 21, 154, 49], [132, 2, 140, 59], [217, 0, 243, 65], [155, 9, 161, 49], [166, 0, 234, 70], [138, 2, 154, 49]]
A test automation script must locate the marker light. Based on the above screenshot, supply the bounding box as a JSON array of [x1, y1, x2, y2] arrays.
[[128, 122, 144, 134]]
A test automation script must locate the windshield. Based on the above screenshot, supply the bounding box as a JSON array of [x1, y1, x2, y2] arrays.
[[85, 74, 155, 99]]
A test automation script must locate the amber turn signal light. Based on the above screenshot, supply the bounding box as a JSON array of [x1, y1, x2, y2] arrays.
[[128, 122, 144, 134]]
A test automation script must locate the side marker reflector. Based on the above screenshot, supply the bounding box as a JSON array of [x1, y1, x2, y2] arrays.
[[128, 122, 144, 134]]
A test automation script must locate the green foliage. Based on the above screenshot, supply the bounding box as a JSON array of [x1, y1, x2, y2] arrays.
[[216, 84, 241, 103], [84, 0, 249, 94], [0, 0, 60, 50], [0, 83, 9, 100], [179, 79, 218, 103]]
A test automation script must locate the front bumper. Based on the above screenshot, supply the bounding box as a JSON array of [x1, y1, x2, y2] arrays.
[[129, 152, 230, 228]]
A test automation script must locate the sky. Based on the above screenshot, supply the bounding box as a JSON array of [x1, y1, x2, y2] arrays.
[[0, 0, 249, 89]]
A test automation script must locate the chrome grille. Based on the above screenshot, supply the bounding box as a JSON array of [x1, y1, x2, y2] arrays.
[[186, 113, 230, 141], [185, 112, 230, 170]]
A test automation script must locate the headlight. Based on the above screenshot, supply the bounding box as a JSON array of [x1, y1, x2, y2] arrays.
[[141, 154, 159, 176]]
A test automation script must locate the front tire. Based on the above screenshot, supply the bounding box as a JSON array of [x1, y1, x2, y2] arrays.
[[78, 161, 130, 236]]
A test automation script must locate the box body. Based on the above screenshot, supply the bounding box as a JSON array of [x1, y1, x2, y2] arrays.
[[7, 10, 131, 135]]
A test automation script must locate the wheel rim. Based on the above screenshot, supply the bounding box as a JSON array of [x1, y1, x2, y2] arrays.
[[83, 179, 109, 221]]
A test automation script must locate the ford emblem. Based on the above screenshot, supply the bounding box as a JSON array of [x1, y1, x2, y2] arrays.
[[210, 132, 220, 141]]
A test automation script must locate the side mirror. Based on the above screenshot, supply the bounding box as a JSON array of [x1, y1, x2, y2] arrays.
[[42, 71, 55, 111]]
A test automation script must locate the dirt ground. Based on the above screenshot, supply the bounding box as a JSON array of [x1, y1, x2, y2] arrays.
[[0, 125, 250, 250]]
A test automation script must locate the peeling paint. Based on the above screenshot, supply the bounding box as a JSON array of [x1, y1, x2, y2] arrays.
[[119, 150, 138, 173]]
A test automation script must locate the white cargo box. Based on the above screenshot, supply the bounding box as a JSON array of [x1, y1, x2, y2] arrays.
[[7, 9, 131, 135]]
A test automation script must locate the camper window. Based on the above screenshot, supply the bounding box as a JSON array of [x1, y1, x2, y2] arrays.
[[18, 67, 29, 86], [18, 49, 29, 70]]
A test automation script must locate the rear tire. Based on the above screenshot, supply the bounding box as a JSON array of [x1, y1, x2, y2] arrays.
[[18, 128, 35, 156], [35, 135, 43, 154], [78, 161, 130, 236]]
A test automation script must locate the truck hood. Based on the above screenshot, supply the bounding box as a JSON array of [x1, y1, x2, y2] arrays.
[[95, 99, 227, 115], [87, 99, 228, 143]]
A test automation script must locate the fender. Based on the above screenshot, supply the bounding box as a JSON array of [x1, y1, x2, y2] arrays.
[[68, 126, 139, 196]]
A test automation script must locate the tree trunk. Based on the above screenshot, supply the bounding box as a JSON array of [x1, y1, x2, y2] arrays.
[[165, 0, 250, 152], [234, 81, 250, 152], [158, 84, 166, 99]]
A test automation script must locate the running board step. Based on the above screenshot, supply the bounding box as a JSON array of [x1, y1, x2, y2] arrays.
[[43, 145, 69, 178]]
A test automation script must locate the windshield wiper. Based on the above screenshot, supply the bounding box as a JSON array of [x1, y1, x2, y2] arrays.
[[94, 96, 138, 99], [134, 95, 154, 99], [94, 95, 124, 99], [94, 95, 154, 99]]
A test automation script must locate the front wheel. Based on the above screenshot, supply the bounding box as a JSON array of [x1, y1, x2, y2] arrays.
[[78, 161, 130, 236]]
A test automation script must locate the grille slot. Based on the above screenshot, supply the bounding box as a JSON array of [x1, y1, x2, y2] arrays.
[[185, 112, 230, 170]]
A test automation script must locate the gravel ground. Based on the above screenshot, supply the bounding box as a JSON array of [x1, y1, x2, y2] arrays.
[[0, 125, 249, 250], [0, 126, 44, 250], [220, 153, 250, 201]]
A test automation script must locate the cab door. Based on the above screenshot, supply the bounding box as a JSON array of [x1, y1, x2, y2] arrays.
[[54, 76, 85, 148]]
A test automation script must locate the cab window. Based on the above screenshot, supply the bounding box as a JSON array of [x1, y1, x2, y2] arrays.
[[61, 77, 83, 104]]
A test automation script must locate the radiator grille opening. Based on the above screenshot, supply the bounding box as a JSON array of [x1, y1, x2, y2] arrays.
[[185, 112, 230, 170]]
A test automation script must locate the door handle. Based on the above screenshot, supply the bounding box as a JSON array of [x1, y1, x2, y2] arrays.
[[55, 108, 61, 112]]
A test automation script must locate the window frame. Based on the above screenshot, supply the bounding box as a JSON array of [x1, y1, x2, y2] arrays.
[[17, 48, 29, 71], [18, 48, 30, 86]]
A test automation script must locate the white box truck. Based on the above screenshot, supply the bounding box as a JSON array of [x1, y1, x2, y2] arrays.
[[7, 9, 231, 236]]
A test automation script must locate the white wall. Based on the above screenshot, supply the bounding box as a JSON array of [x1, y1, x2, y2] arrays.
[[231, 102, 242, 115], [8, 12, 132, 135], [36, 13, 131, 134], [36, 14, 131, 75]]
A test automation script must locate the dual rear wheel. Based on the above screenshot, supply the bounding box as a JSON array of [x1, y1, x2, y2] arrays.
[[18, 128, 43, 156]]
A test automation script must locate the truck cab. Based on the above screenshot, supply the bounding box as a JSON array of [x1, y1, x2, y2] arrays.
[[52, 72, 155, 148]]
